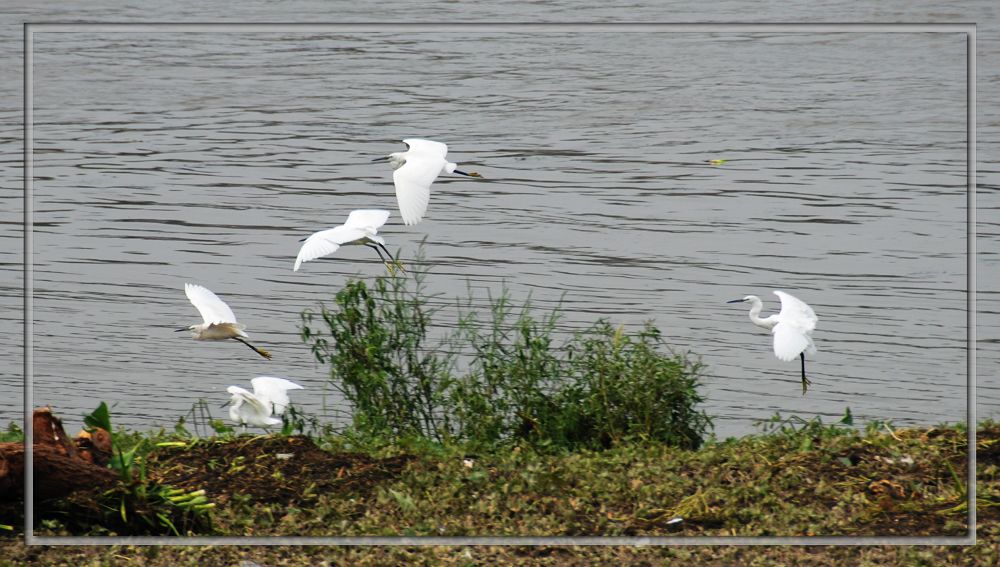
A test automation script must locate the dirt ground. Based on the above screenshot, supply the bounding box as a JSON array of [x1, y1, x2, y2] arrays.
[[145, 435, 413, 507]]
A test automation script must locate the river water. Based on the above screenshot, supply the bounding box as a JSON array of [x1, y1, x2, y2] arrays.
[[1, 24, 993, 439]]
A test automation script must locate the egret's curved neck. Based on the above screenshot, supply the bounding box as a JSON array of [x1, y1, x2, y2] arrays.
[[747, 298, 775, 329]]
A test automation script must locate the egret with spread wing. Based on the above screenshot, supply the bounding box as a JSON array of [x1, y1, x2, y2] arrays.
[[727, 290, 818, 394], [227, 376, 304, 429], [177, 283, 272, 359], [294, 209, 403, 273], [375, 138, 482, 225]]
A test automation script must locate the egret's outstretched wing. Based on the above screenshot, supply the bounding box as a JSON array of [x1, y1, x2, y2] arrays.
[[251, 376, 304, 414], [344, 209, 391, 231], [402, 138, 448, 158], [185, 283, 238, 324], [227, 385, 278, 425], [771, 323, 811, 361], [774, 291, 817, 333], [294, 226, 369, 271], [394, 158, 442, 225], [227, 385, 255, 403]]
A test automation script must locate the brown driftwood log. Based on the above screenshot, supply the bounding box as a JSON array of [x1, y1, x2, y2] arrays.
[[0, 407, 118, 501], [32, 407, 78, 458]]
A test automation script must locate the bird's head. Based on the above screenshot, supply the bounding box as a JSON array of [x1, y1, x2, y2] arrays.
[[727, 295, 763, 307], [372, 152, 407, 170]]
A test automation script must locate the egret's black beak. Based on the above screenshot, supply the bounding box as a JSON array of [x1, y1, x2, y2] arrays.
[[220, 400, 231, 409], [174, 327, 188, 332], [371, 156, 389, 162], [726, 299, 744, 304]]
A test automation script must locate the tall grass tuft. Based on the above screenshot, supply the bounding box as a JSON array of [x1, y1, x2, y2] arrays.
[[554, 321, 711, 450], [300, 269, 452, 441], [448, 288, 563, 447], [300, 263, 712, 451]]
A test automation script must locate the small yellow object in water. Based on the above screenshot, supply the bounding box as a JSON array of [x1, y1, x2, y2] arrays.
[[709, 159, 728, 165]]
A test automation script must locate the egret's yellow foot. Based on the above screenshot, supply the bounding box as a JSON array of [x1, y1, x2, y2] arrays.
[[384, 260, 407, 276]]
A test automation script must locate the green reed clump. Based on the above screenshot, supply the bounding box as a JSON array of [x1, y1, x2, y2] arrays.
[[300, 265, 712, 451], [301, 269, 452, 441], [447, 288, 563, 446], [553, 321, 711, 450]]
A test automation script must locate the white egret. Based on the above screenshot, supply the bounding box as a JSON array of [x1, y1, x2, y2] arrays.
[[727, 290, 818, 394], [227, 376, 304, 429], [177, 283, 272, 359], [293, 209, 403, 273], [374, 138, 483, 225]]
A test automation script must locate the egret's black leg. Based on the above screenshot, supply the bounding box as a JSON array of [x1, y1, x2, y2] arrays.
[[234, 337, 272, 360], [366, 243, 396, 274], [377, 242, 406, 273], [366, 242, 389, 263], [367, 243, 406, 274], [800, 352, 811, 395], [376, 242, 393, 262]]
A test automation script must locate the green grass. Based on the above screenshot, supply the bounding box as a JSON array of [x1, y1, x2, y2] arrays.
[[0, 423, 22, 443], [2, 420, 995, 565]]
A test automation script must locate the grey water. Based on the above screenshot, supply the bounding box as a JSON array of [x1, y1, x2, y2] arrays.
[[1, 28, 991, 439]]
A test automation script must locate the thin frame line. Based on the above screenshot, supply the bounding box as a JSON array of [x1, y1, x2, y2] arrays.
[[966, 25, 978, 543], [23, 21, 34, 539], [26, 535, 974, 546], [22, 22, 977, 547], [24, 22, 975, 33]]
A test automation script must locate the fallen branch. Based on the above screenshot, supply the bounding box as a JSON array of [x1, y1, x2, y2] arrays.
[[0, 407, 117, 501]]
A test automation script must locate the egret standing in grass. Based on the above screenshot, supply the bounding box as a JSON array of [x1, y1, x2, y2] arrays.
[[727, 290, 818, 394], [374, 138, 482, 225], [227, 376, 304, 430], [178, 283, 272, 359], [293, 209, 403, 273]]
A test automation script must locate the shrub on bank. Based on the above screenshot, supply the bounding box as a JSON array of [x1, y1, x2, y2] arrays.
[[300, 266, 711, 450]]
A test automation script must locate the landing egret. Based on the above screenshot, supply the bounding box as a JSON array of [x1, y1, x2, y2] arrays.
[[294, 209, 403, 273], [177, 283, 272, 359], [227, 376, 304, 429], [727, 290, 818, 394], [374, 138, 483, 225]]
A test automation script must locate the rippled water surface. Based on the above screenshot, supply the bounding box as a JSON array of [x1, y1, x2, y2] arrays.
[[3, 27, 989, 437]]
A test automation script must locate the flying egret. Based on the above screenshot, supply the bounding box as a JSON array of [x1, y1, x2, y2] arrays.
[[227, 376, 304, 429], [293, 209, 404, 273], [727, 290, 818, 394], [177, 283, 272, 359], [374, 138, 483, 225]]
